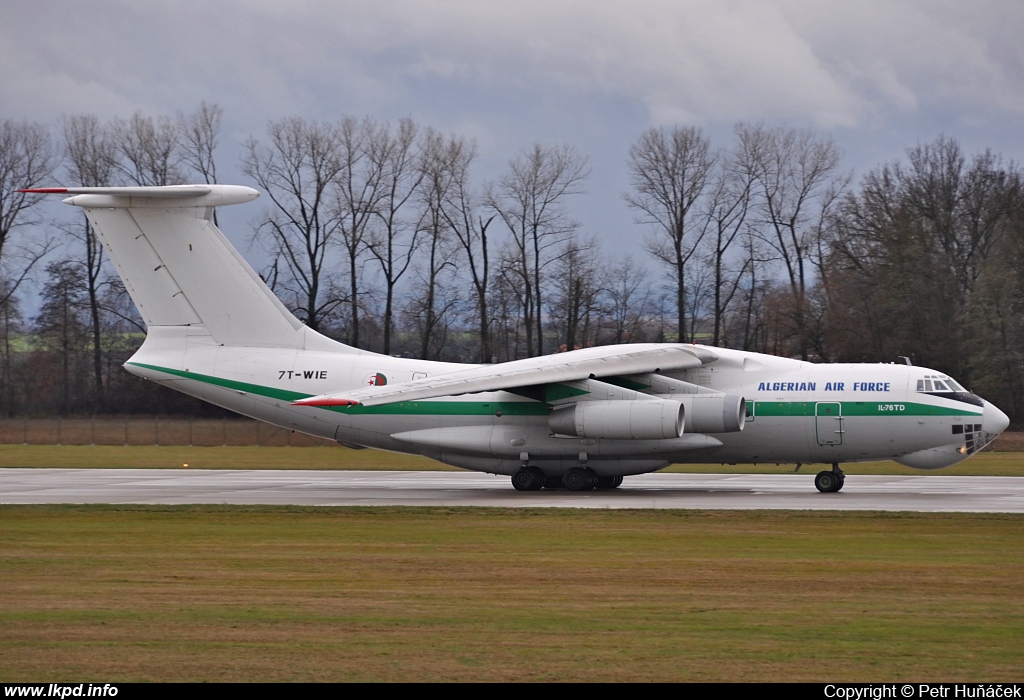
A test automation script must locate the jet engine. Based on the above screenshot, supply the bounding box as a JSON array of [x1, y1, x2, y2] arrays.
[[548, 399, 684, 440], [677, 394, 746, 433]]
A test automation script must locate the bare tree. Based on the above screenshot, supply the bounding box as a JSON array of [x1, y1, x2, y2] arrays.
[[331, 117, 385, 348], [733, 232, 772, 352], [488, 144, 589, 356], [62, 114, 117, 411], [625, 126, 715, 342], [902, 137, 1023, 299], [0, 119, 58, 276], [702, 155, 754, 346], [109, 110, 183, 186], [410, 128, 462, 360], [365, 118, 424, 354], [178, 101, 222, 185], [0, 119, 58, 411], [491, 259, 528, 360], [548, 235, 603, 351], [439, 137, 495, 363], [602, 256, 653, 344], [241, 117, 346, 332], [178, 102, 223, 225], [734, 123, 848, 358]]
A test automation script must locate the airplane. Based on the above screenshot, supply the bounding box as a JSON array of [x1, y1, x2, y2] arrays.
[[21, 184, 1010, 493]]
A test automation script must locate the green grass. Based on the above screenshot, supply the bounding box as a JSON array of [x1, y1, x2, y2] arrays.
[[2, 443, 1023, 475], [0, 505, 1021, 682]]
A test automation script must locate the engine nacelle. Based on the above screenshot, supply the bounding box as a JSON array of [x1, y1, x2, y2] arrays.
[[548, 399, 684, 440], [677, 394, 746, 433]]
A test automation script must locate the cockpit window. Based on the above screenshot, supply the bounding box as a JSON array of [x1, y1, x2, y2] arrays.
[[918, 376, 967, 393], [915, 375, 984, 406]]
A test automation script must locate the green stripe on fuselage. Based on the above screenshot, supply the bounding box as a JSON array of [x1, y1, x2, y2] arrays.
[[127, 362, 549, 416], [749, 400, 980, 417], [129, 362, 308, 402]]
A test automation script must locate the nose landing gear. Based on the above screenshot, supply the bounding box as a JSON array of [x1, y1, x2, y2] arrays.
[[814, 463, 846, 493]]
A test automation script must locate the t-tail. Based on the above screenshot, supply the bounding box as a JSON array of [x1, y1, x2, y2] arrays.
[[22, 185, 362, 357]]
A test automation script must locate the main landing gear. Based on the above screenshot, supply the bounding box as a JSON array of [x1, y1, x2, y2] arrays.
[[814, 463, 846, 493], [560, 467, 624, 491], [511, 466, 545, 491], [510, 466, 623, 492]]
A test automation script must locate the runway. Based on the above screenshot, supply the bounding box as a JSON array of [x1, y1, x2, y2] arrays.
[[1, 469, 1023, 512]]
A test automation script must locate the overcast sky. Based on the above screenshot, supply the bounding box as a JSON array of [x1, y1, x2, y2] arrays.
[[3, 0, 1023, 261]]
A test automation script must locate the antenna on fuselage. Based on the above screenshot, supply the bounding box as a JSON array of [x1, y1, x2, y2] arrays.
[[898, 356, 913, 366]]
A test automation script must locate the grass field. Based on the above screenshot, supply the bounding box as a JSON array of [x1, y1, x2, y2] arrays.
[[2, 443, 1021, 681], [0, 505, 1021, 682], [2, 443, 1023, 475]]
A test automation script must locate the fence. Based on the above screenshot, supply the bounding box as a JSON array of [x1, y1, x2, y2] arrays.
[[0, 417, 335, 447]]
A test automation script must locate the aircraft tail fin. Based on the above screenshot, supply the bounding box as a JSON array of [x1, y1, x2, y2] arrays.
[[24, 185, 354, 351]]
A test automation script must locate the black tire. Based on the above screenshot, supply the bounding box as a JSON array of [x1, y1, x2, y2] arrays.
[[595, 475, 623, 490], [815, 470, 838, 493], [563, 467, 592, 492], [511, 467, 543, 491], [511, 468, 533, 491]]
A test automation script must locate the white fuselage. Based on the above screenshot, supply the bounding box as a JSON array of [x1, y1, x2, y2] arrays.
[[126, 335, 1003, 478]]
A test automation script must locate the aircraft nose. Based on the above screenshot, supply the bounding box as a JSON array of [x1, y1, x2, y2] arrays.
[[983, 402, 1010, 436]]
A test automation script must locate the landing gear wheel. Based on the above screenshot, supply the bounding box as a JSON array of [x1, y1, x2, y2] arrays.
[[811, 470, 843, 491], [543, 476, 564, 489], [511, 466, 544, 491], [595, 475, 623, 489], [563, 467, 595, 492], [815, 470, 840, 493]]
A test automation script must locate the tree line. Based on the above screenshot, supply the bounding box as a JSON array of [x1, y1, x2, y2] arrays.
[[1, 106, 1022, 421]]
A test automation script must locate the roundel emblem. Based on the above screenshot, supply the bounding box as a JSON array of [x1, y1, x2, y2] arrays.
[[363, 372, 388, 387]]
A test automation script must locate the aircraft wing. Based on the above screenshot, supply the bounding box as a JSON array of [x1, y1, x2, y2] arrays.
[[21, 185, 212, 197], [294, 343, 717, 407]]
